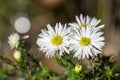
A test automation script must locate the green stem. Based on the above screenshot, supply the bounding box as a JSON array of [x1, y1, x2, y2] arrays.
[[64, 52, 75, 67]]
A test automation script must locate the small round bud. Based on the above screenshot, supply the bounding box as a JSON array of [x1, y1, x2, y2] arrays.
[[75, 64, 82, 73], [13, 50, 22, 62]]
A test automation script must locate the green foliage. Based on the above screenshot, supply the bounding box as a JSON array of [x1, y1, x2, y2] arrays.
[[1, 45, 119, 80], [0, 67, 7, 79], [0, 0, 31, 23], [0, 40, 59, 80], [55, 54, 119, 80]]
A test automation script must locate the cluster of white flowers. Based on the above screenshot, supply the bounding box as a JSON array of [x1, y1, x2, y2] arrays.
[[36, 14, 105, 59], [69, 14, 105, 59]]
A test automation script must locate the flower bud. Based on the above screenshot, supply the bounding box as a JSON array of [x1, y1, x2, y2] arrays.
[[13, 50, 22, 62], [75, 64, 82, 73]]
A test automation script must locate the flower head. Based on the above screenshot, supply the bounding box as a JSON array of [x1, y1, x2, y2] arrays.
[[69, 27, 105, 59], [69, 14, 104, 31], [75, 64, 82, 73], [8, 33, 20, 49], [36, 23, 69, 58]]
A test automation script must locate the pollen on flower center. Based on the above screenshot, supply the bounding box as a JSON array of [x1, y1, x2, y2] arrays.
[[51, 35, 63, 46], [79, 37, 90, 46], [79, 23, 87, 29]]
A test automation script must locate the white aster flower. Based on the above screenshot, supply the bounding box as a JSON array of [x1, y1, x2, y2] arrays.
[[69, 27, 105, 59], [8, 33, 20, 49], [69, 14, 104, 31], [36, 23, 69, 58]]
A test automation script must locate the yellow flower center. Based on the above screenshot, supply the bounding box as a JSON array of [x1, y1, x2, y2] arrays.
[[51, 35, 63, 46], [75, 64, 82, 73], [79, 37, 90, 46], [79, 23, 87, 29]]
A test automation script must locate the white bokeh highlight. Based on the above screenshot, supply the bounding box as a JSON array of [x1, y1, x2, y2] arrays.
[[14, 17, 31, 34]]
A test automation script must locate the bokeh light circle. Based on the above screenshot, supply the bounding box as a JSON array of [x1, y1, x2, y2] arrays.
[[14, 17, 30, 33]]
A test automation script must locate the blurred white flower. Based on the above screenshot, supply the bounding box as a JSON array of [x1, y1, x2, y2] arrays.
[[14, 17, 31, 34], [36, 23, 69, 58], [8, 33, 20, 49], [69, 14, 104, 31], [69, 27, 105, 59]]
